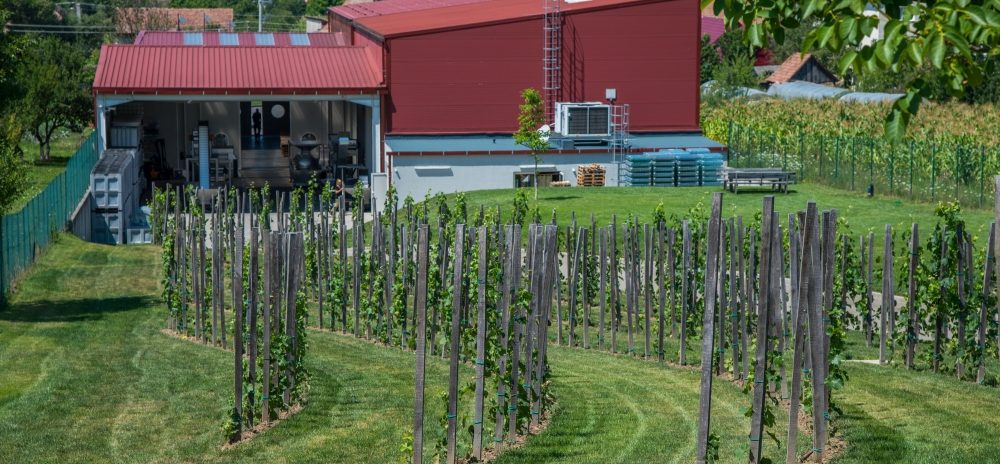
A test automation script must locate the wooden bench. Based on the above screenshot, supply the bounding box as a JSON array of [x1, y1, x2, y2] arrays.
[[723, 168, 796, 194]]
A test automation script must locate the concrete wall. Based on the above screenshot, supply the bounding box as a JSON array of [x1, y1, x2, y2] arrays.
[[389, 153, 620, 201]]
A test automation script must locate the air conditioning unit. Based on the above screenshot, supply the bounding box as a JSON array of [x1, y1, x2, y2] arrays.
[[554, 102, 611, 137]]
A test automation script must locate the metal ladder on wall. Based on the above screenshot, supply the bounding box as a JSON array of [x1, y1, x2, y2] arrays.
[[543, 0, 562, 125], [611, 104, 630, 185]]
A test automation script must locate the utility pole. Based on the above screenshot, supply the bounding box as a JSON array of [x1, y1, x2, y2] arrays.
[[258, 0, 263, 32]]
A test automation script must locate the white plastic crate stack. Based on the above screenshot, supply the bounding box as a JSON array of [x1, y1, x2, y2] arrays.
[[127, 206, 152, 244], [91, 149, 140, 244]]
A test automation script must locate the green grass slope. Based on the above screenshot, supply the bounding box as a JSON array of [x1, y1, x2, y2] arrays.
[[2, 234, 1000, 463], [455, 183, 995, 245]]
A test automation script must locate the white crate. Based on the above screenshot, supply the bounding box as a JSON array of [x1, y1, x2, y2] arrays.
[[92, 211, 125, 244], [127, 228, 152, 244], [91, 149, 139, 210]]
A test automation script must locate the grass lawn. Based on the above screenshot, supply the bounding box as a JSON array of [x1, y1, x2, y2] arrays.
[[451, 183, 996, 247], [3, 234, 1000, 462], [13, 129, 91, 212]]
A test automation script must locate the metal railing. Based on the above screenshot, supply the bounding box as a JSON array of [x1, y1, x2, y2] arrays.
[[725, 122, 1000, 209], [1, 132, 99, 304]]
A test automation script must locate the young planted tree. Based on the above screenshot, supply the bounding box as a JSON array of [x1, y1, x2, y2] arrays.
[[513, 88, 549, 201]]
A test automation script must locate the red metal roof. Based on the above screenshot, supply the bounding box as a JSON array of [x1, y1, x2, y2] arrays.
[[133, 31, 347, 47], [701, 16, 724, 43], [355, 0, 671, 38], [93, 44, 383, 94], [330, 0, 490, 21]]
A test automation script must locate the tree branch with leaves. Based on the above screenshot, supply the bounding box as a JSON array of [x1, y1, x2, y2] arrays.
[[705, 0, 1000, 140]]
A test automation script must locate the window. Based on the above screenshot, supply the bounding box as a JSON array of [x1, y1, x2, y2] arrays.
[[219, 33, 239, 46], [289, 33, 310, 46], [183, 32, 203, 46], [255, 33, 275, 46]]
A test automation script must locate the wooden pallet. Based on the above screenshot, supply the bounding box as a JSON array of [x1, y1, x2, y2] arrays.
[[577, 174, 605, 186], [576, 163, 606, 187]]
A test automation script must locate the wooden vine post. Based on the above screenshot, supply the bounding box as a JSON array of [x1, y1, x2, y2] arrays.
[[787, 202, 818, 464], [644, 223, 653, 359], [680, 220, 691, 364], [413, 225, 429, 464], [864, 233, 875, 346], [610, 219, 619, 353], [738, 217, 750, 380], [230, 214, 244, 443], [582, 227, 590, 349], [446, 224, 464, 464], [995, 176, 1000, 361], [657, 222, 666, 361], [977, 222, 996, 384], [880, 225, 893, 364], [806, 204, 826, 463], [694, 192, 723, 464], [599, 227, 607, 350], [906, 223, 918, 369], [473, 226, 488, 460], [729, 218, 740, 378], [261, 230, 273, 426], [748, 196, 774, 464]]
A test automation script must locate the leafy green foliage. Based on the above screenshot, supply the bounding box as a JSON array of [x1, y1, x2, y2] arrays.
[[704, 0, 1000, 139], [17, 36, 91, 161], [514, 88, 549, 201], [0, 117, 27, 214], [700, 34, 722, 83]]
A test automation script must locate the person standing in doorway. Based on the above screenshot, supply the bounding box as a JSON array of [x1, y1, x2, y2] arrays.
[[252, 108, 262, 142]]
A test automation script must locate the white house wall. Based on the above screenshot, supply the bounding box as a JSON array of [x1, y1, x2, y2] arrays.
[[290, 101, 328, 143], [390, 154, 621, 202]]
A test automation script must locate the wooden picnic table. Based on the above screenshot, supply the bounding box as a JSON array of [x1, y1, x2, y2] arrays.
[[722, 168, 796, 194]]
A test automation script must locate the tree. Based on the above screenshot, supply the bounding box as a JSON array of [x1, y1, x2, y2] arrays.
[[0, 8, 28, 213], [0, 116, 27, 214], [700, 35, 722, 83], [705, 0, 1000, 139], [306, 0, 341, 18], [711, 53, 760, 96], [18, 36, 91, 162], [513, 88, 548, 201]]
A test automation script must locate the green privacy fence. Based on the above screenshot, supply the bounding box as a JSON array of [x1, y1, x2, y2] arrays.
[[726, 122, 1000, 209], [1, 132, 99, 304]]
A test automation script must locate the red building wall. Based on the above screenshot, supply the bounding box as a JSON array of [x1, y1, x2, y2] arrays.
[[383, 0, 700, 134]]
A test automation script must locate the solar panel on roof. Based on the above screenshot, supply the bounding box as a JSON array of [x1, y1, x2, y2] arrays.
[[255, 33, 275, 46], [183, 32, 203, 46], [290, 33, 310, 46], [219, 33, 239, 46]]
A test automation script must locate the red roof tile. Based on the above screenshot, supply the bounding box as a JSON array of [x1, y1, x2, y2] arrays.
[[355, 0, 672, 39], [133, 31, 347, 47], [763, 53, 837, 84], [331, 0, 491, 21], [93, 44, 383, 94], [116, 8, 234, 33], [701, 16, 724, 43]]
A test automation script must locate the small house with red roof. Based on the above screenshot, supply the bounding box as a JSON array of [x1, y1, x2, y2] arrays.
[[763, 53, 837, 87]]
